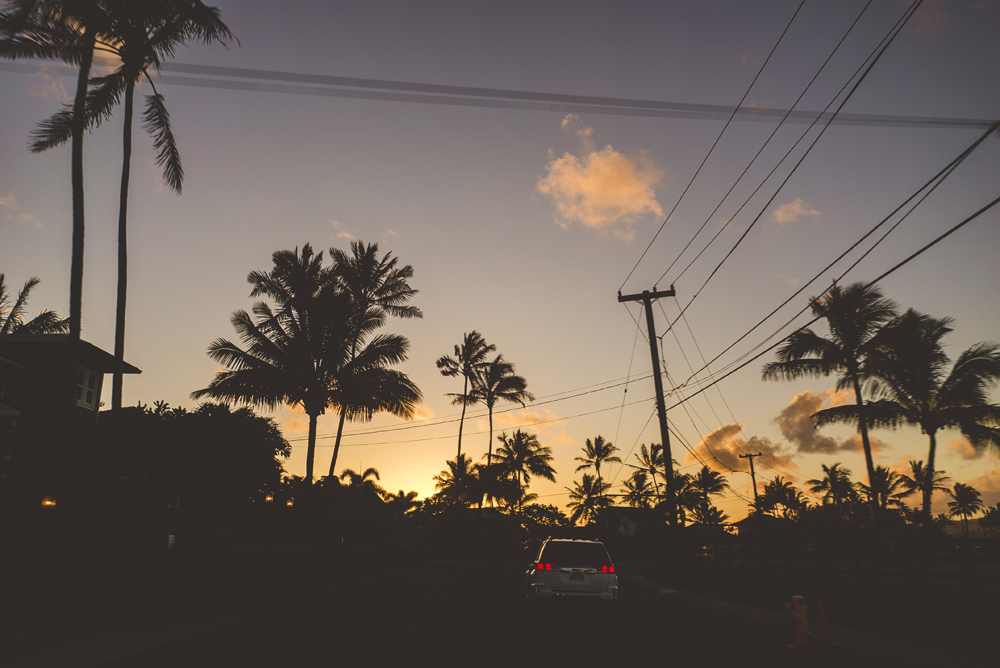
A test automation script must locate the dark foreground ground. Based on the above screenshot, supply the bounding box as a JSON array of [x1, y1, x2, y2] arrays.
[[2, 558, 991, 668]]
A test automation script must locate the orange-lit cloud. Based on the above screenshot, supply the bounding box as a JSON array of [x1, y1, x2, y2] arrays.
[[480, 407, 566, 432], [774, 389, 876, 454], [947, 438, 983, 461], [411, 403, 435, 421], [969, 466, 1000, 491], [536, 116, 664, 241], [777, 274, 799, 286], [282, 403, 309, 434], [740, 50, 758, 69], [769, 197, 819, 227], [0, 194, 40, 228], [684, 423, 796, 474], [329, 220, 355, 240]]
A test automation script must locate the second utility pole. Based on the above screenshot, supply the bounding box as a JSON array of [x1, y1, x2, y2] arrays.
[[618, 286, 676, 527]]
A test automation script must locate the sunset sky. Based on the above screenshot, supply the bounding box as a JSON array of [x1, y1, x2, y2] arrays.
[[2, 0, 999, 520]]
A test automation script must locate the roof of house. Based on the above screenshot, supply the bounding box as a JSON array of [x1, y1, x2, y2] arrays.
[[0, 334, 141, 375]]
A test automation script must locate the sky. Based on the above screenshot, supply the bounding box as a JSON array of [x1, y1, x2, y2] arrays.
[[2, 0, 1000, 521]]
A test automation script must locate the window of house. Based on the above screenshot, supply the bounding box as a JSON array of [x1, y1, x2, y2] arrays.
[[76, 367, 99, 409]]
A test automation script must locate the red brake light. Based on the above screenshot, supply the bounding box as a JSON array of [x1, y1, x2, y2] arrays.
[[537, 563, 552, 571], [602, 565, 614, 573]]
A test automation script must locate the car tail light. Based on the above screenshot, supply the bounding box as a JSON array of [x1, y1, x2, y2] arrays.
[[602, 565, 615, 573], [537, 563, 552, 571]]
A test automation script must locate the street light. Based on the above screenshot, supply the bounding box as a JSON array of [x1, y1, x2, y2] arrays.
[[286, 498, 294, 507], [41, 495, 57, 508], [265, 493, 274, 503]]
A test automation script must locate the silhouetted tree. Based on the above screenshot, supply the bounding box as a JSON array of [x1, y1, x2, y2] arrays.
[[807, 463, 857, 517], [432, 454, 478, 506], [491, 430, 556, 512], [622, 471, 655, 509], [0, 274, 68, 333], [437, 331, 494, 459], [326, 240, 422, 476], [574, 435, 621, 489], [339, 466, 385, 503], [567, 474, 611, 525], [948, 482, 984, 539], [763, 282, 898, 519]]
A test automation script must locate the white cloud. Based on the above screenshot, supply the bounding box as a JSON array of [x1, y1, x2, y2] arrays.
[[0, 194, 16, 210], [777, 274, 799, 286], [769, 197, 819, 227], [535, 116, 664, 240], [969, 466, 1000, 492], [28, 66, 71, 101], [773, 389, 886, 454]]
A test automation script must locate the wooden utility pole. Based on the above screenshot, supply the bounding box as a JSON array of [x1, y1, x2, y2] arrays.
[[618, 286, 677, 527], [739, 452, 763, 507]]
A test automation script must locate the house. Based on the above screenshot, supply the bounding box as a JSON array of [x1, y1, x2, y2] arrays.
[[0, 333, 141, 427], [0, 334, 140, 508]]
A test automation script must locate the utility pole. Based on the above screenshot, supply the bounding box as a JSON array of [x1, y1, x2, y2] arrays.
[[618, 286, 676, 527], [739, 452, 763, 507]]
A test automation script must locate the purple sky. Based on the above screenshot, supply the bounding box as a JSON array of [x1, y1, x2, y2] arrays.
[[2, 0, 999, 519]]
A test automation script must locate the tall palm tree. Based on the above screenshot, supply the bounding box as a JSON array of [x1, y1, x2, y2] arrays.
[[760, 476, 808, 519], [23, 2, 234, 414], [1, 0, 110, 413], [192, 245, 420, 484], [326, 240, 422, 476], [384, 489, 419, 517], [817, 310, 1000, 528], [574, 435, 621, 488], [763, 282, 898, 518], [0, 274, 68, 334], [566, 473, 611, 525], [807, 463, 857, 515], [437, 331, 495, 459], [491, 430, 556, 512], [469, 354, 533, 470], [948, 482, 984, 539], [690, 465, 728, 508]]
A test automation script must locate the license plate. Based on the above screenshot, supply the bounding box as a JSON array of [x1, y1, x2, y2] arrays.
[[569, 573, 584, 581]]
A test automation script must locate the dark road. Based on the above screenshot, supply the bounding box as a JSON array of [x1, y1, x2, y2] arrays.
[[92, 560, 935, 668]]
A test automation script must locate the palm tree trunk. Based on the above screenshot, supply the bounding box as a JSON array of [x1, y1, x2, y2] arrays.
[[328, 410, 348, 478], [851, 375, 880, 523], [486, 407, 494, 507], [456, 375, 468, 459], [112, 78, 135, 415], [306, 412, 318, 483], [66, 28, 96, 420], [923, 430, 938, 531]]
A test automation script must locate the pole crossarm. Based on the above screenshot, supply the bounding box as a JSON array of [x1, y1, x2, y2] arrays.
[[617, 286, 676, 303]]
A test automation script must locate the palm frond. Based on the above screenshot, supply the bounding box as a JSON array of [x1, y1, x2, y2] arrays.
[[142, 92, 182, 192]]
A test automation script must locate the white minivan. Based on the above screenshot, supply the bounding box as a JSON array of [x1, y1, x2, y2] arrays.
[[525, 538, 619, 600]]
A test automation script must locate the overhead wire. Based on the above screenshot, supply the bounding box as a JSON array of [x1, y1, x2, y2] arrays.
[[658, 0, 925, 335], [619, 0, 807, 290]]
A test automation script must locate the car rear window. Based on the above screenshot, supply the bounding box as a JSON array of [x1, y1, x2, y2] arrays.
[[539, 542, 612, 566]]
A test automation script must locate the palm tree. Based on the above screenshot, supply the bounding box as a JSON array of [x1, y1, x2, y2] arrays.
[[384, 489, 419, 517], [326, 240, 422, 476], [566, 473, 611, 525], [690, 465, 727, 507], [948, 482, 984, 539], [760, 476, 808, 519], [807, 463, 857, 515], [980, 503, 1000, 538], [631, 443, 663, 496], [622, 471, 655, 509], [0, 274, 68, 334], [468, 354, 533, 470], [857, 465, 910, 511], [763, 282, 898, 517], [23, 2, 234, 413], [437, 331, 495, 459], [491, 430, 556, 512], [818, 310, 1000, 528], [192, 245, 420, 484], [1, 0, 110, 413], [432, 453, 478, 506], [574, 435, 622, 488], [339, 466, 385, 503]]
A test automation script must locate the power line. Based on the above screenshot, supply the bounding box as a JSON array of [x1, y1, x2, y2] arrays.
[[652, 0, 875, 286], [619, 0, 807, 290], [2, 58, 988, 128], [659, 0, 925, 337], [664, 192, 1000, 412]]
